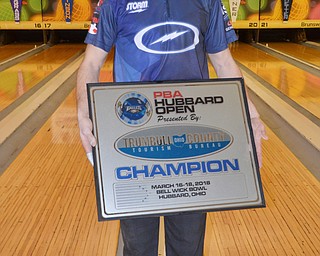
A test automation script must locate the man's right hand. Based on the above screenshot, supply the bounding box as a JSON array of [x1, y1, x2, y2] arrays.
[[78, 115, 97, 154], [76, 44, 108, 165]]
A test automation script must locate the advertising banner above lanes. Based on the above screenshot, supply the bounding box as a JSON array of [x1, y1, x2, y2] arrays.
[[0, 0, 319, 29]]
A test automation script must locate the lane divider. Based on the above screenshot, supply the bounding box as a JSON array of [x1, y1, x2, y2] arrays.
[[0, 44, 49, 72], [243, 68, 320, 152], [0, 54, 84, 174], [0, 54, 83, 145]]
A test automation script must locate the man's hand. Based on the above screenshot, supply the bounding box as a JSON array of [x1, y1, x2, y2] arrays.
[[78, 115, 96, 166], [76, 44, 108, 165], [247, 99, 268, 168], [251, 117, 268, 168], [78, 115, 96, 153]]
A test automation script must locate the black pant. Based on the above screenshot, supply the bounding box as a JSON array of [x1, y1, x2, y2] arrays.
[[120, 212, 207, 256]]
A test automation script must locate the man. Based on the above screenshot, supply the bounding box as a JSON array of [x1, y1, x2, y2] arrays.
[[77, 0, 267, 255]]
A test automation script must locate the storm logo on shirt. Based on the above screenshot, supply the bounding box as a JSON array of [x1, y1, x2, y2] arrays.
[[134, 22, 199, 54], [126, 1, 149, 13], [116, 92, 152, 126]]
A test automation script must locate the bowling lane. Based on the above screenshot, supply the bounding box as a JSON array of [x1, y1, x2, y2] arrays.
[[0, 43, 85, 112], [0, 42, 319, 255], [0, 90, 119, 256], [0, 91, 319, 255], [204, 124, 320, 256], [230, 42, 320, 119], [261, 42, 320, 67], [0, 43, 42, 63]]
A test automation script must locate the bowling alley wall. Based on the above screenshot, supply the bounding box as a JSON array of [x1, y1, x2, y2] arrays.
[[0, 0, 319, 30]]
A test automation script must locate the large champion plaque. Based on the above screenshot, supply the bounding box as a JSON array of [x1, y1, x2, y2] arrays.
[[87, 79, 265, 221]]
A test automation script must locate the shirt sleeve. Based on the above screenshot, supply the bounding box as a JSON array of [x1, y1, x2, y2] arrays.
[[205, 0, 238, 54], [84, 0, 117, 53]]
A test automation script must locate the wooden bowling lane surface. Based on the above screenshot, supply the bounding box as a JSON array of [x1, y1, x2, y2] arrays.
[[262, 42, 320, 67], [230, 42, 320, 119], [0, 90, 119, 256], [204, 125, 320, 256], [0, 95, 319, 254], [0, 43, 42, 63], [0, 44, 85, 112]]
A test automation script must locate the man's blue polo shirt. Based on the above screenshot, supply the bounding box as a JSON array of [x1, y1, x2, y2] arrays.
[[85, 0, 237, 82]]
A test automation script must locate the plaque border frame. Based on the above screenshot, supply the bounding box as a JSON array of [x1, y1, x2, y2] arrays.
[[87, 78, 265, 221]]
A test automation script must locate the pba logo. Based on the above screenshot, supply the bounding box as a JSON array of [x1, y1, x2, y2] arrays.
[[116, 92, 152, 126]]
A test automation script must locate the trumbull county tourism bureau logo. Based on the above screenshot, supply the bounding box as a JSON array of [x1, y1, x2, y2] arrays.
[[115, 125, 233, 160], [116, 92, 152, 126]]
